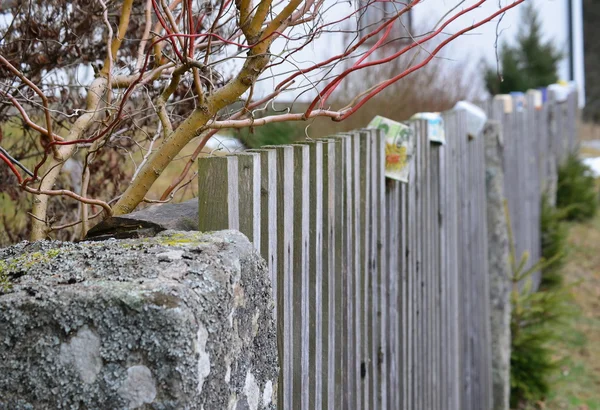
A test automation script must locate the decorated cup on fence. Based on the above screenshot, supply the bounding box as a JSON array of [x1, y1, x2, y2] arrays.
[[537, 87, 548, 104], [452, 101, 488, 139], [548, 81, 576, 103], [527, 89, 543, 110], [410, 112, 445, 144], [510, 91, 526, 112], [494, 94, 513, 114], [368, 115, 414, 183]]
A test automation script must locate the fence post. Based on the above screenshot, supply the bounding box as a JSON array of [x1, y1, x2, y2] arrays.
[[483, 121, 512, 410], [198, 155, 239, 231]]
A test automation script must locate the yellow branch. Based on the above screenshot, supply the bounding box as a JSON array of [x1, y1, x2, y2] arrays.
[[30, 78, 109, 240], [236, 0, 253, 32], [113, 46, 271, 215], [248, 0, 273, 39], [259, 0, 303, 41], [112, 1, 305, 215], [101, 0, 134, 75], [155, 64, 191, 137]]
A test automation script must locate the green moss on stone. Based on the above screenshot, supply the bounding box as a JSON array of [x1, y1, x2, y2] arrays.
[[156, 232, 205, 247], [0, 261, 11, 292], [45, 249, 62, 258], [0, 248, 63, 288]]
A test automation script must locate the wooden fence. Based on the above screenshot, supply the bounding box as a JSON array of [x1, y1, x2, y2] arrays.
[[197, 89, 578, 409], [484, 90, 578, 286]]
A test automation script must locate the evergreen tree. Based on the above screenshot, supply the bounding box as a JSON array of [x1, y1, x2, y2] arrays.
[[485, 4, 563, 95]]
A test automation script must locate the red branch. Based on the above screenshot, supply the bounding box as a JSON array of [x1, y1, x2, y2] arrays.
[[319, 21, 394, 107], [274, 0, 419, 93], [152, 0, 187, 62], [336, 0, 526, 120], [304, 0, 495, 117], [0, 151, 23, 184]]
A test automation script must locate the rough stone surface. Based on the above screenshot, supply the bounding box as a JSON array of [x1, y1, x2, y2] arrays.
[[85, 199, 199, 240], [0, 230, 277, 409], [484, 121, 512, 410]]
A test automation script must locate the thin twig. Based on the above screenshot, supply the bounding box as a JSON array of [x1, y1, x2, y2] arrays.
[[0, 146, 34, 177]]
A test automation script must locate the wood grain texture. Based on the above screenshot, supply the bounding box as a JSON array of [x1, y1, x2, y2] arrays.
[[194, 89, 578, 410]]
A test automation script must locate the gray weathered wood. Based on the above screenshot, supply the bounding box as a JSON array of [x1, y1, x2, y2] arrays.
[[193, 88, 578, 410], [290, 144, 310, 410], [374, 128, 387, 410], [246, 149, 278, 308], [234, 153, 261, 247], [296, 141, 324, 410], [270, 145, 295, 410], [198, 156, 238, 231]]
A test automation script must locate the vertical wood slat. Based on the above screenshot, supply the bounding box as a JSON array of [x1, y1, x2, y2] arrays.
[[345, 133, 357, 409], [345, 131, 361, 410], [198, 156, 238, 231], [426, 123, 434, 410], [568, 90, 578, 152], [333, 138, 345, 410], [290, 144, 310, 410], [319, 140, 333, 410], [295, 141, 324, 410], [325, 133, 354, 409], [547, 90, 559, 175], [375, 129, 387, 410], [414, 120, 422, 410], [274, 146, 295, 410], [438, 111, 451, 410], [317, 139, 340, 410], [406, 121, 416, 410], [410, 121, 420, 410], [355, 130, 369, 410], [369, 129, 379, 410], [469, 128, 479, 409], [446, 109, 461, 410], [317, 136, 346, 410], [364, 130, 374, 407], [470, 133, 481, 409], [195, 88, 577, 410], [385, 178, 400, 410], [480, 131, 494, 410], [457, 110, 471, 410], [526, 92, 541, 287], [235, 153, 261, 248], [247, 149, 277, 308], [400, 180, 409, 410], [430, 142, 441, 410], [419, 119, 430, 410]]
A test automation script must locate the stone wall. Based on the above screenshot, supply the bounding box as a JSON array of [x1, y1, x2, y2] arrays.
[[0, 230, 277, 409]]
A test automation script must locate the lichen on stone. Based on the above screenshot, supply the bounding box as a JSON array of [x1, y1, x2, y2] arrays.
[[155, 231, 207, 247], [0, 229, 278, 409], [0, 261, 10, 292], [0, 245, 66, 292]]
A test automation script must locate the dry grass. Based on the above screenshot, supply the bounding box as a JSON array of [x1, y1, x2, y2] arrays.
[[538, 214, 600, 409], [0, 121, 240, 242], [578, 145, 600, 159]]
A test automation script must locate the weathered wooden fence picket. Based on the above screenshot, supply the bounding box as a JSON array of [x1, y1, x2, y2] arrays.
[[197, 89, 578, 409], [484, 89, 579, 287]]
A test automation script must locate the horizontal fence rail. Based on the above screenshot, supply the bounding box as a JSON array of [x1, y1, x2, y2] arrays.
[[197, 89, 578, 409]]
